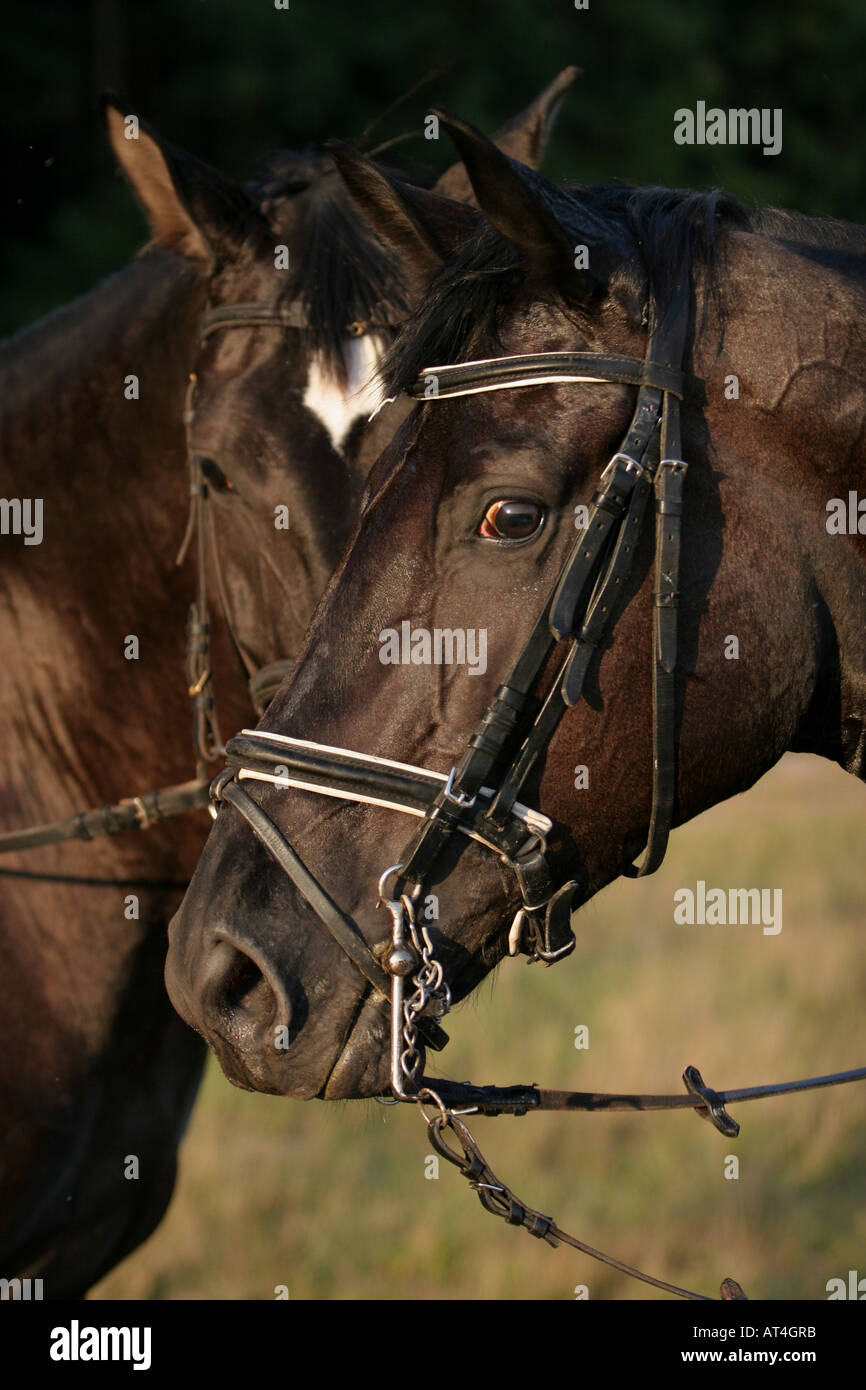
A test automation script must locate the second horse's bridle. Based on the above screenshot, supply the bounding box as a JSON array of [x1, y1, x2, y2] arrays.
[[212, 272, 866, 1299], [185, 299, 403, 734], [0, 298, 391, 862]]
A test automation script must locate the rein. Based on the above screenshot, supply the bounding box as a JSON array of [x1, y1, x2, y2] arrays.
[[213, 278, 866, 1299]]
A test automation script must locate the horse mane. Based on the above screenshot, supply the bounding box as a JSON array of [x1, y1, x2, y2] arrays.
[[248, 149, 431, 384], [383, 178, 866, 394], [748, 203, 866, 254]]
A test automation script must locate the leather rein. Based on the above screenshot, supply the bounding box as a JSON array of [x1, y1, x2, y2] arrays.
[[213, 283, 866, 1299]]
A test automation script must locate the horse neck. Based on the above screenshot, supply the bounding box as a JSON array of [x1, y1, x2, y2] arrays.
[[698, 228, 866, 775], [0, 250, 209, 812], [0, 248, 203, 531]]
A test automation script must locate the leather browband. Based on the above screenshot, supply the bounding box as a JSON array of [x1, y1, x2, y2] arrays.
[[199, 302, 404, 341], [407, 352, 685, 400], [199, 303, 311, 338]]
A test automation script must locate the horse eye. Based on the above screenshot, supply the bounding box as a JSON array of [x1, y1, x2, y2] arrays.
[[200, 459, 235, 493], [477, 499, 544, 542]]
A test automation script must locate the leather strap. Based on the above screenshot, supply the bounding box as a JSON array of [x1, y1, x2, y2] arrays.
[[624, 456, 687, 876], [218, 778, 391, 996], [200, 301, 403, 340], [561, 459, 655, 703], [249, 660, 296, 714], [223, 732, 551, 864], [549, 453, 645, 641], [424, 1062, 866, 1121], [408, 352, 685, 399], [199, 303, 310, 337], [0, 779, 211, 854]]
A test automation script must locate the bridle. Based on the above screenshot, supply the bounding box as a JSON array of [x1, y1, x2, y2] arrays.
[[212, 272, 866, 1299], [214, 270, 692, 987], [0, 299, 390, 867]]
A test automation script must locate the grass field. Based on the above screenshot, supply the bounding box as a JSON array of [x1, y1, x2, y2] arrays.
[[92, 752, 866, 1301]]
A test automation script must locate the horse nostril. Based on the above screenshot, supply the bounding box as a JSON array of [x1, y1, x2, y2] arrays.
[[201, 937, 289, 1047], [223, 951, 265, 1013]]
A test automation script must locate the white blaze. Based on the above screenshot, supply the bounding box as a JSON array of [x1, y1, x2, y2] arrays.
[[303, 334, 386, 450]]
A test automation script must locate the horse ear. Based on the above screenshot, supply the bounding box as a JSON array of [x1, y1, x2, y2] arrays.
[[326, 139, 480, 295], [433, 108, 604, 303], [435, 66, 580, 201], [103, 95, 255, 266]]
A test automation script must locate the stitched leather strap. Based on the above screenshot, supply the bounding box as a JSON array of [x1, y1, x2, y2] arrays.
[[222, 732, 550, 865], [624, 456, 687, 876], [199, 302, 310, 338], [200, 301, 403, 340], [409, 352, 685, 399]]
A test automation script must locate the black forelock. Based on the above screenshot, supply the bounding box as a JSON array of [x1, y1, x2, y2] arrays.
[[246, 149, 429, 385]]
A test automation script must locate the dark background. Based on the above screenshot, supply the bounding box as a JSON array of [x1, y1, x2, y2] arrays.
[[2, 0, 864, 337]]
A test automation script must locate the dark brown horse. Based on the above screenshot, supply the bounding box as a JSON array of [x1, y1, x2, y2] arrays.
[[0, 81, 575, 1296], [166, 111, 866, 1122]]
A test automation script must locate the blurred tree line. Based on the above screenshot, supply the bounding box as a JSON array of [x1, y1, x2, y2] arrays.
[[2, 0, 864, 336]]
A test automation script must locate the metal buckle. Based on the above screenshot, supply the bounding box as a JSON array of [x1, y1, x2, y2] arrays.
[[535, 936, 577, 965], [208, 768, 234, 809], [600, 450, 647, 485], [443, 767, 476, 810], [682, 1065, 740, 1138]]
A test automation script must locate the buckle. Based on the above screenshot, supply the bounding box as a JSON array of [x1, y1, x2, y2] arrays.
[[208, 768, 234, 804], [443, 767, 476, 810], [535, 935, 577, 965], [682, 1065, 740, 1137], [600, 451, 647, 485]]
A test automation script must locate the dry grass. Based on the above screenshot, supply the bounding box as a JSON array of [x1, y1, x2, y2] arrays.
[[92, 753, 866, 1301]]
